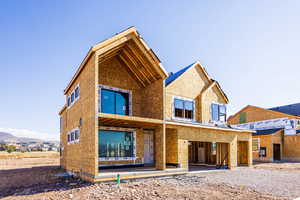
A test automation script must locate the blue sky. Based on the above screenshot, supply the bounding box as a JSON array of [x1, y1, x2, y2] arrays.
[[1, 1, 300, 140]]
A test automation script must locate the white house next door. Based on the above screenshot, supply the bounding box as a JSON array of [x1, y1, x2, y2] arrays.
[[144, 130, 154, 165]]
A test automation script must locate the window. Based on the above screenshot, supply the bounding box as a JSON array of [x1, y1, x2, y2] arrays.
[[101, 89, 129, 115], [75, 130, 79, 140], [239, 112, 246, 124], [67, 97, 71, 106], [60, 117, 63, 133], [211, 103, 226, 122], [67, 84, 80, 108], [252, 138, 260, 152], [174, 98, 194, 120], [259, 147, 267, 157], [75, 86, 80, 98], [67, 128, 80, 144], [99, 130, 134, 160], [71, 132, 75, 141]]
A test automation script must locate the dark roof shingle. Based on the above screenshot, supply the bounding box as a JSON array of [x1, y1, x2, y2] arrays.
[[254, 128, 283, 136], [269, 103, 300, 116], [165, 62, 195, 86]]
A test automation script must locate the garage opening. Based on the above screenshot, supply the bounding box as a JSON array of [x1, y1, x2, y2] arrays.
[[188, 142, 229, 170], [238, 141, 249, 166]]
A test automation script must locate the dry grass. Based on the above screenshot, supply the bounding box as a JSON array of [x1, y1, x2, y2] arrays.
[[0, 151, 59, 159]]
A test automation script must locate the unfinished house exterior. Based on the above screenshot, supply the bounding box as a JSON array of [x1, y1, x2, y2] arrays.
[[164, 62, 253, 170], [228, 105, 300, 162], [59, 27, 253, 182]]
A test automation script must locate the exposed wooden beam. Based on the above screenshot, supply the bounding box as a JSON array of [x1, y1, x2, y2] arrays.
[[118, 54, 146, 87], [126, 43, 157, 81], [122, 49, 152, 85]]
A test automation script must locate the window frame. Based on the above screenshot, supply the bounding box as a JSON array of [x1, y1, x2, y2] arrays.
[[259, 146, 267, 157], [98, 126, 136, 161], [211, 102, 227, 122], [67, 127, 80, 144], [67, 84, 80, 109], [98, 84, 132, 116], [252, 138, 260, 152], [172, 96, 195, 121]]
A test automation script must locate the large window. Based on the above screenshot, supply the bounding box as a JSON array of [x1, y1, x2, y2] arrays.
[[101, 89, 129, 115], [174, 98, 194, 120], [211, 103, 226, 122], [99, 130, 134, 160]]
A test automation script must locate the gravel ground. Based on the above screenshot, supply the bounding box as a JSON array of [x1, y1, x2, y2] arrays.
[[196, 167, 300, 199], [1, 175, 284, 200], [1, 162, 299, 200]]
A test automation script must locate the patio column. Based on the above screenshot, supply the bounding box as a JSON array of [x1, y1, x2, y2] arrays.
[[155, 124, 166, 170], [228, 136, 238, 168]]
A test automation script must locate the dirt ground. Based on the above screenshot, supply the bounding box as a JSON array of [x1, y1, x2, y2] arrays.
[[0, 155, 299, 200], [0, 152, 59, 170]]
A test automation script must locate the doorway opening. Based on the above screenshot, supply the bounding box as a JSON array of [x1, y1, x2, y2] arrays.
[[238, 141, 248, 166], [273, 144, 281, 161]]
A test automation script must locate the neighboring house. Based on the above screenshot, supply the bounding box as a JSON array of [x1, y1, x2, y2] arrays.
[[164, 62, 253, 169], [228, 105, 300, 162], [59, 27, 253, 182]]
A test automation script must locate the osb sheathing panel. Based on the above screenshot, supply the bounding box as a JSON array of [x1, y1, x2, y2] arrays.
[[60, 110, 67, 168], [178, 139, 188, 168], [155, 124, 166, 169], [165, 65, 226, 123], [283, 134, 300, 161], [252, 131, 283, 162], [166, 128, 178, 164], [228, 106, 296, 125], [60, 54, 98, 176], [99, 128, 144, 165], [166, 124, 252, 168], [98, 56, 163, 120]]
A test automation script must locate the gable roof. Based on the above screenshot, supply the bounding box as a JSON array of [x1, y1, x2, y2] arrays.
[[228, 105, 300, 124], [254, 128, 283, 136], [64, 26, 168, 94], [269, 103, 300, 116], [165, 62, 195, 86], [165, 61, 229, 103]]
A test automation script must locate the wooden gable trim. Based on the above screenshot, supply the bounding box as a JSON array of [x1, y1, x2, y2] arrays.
[[64, 27, 168, 94]]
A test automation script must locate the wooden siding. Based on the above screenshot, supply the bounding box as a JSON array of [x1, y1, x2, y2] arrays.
[[165, 64, 226, 123], [60, 54, 98, 177]]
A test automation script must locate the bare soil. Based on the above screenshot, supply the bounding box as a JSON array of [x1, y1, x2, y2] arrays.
[[0, 154, 299, 200]]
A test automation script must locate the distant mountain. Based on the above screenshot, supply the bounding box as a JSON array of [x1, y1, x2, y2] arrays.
[[0, 132, 44, 143]]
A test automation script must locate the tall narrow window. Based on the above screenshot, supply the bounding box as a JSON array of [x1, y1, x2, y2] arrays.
[[174, 98, 194, 120], [75, 86, 80, 98], [101, 89, 129, 115], [174, 99, 184, 118], [211, 103, 227, 122]]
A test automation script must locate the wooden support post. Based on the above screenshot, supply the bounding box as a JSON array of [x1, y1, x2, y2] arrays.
[[155, 124, 166, 170]]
